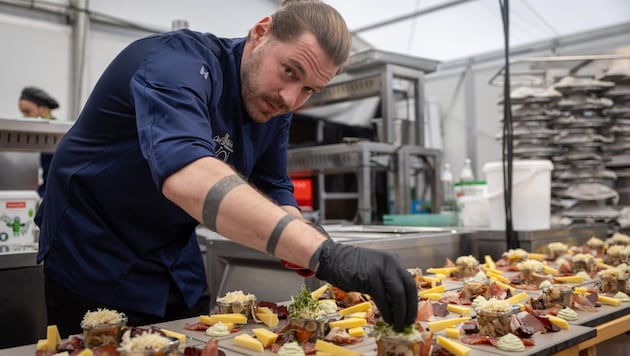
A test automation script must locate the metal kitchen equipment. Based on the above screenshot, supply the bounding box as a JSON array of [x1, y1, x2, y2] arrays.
[[0, 117, 72, 348], [197, 225, 474, 307], [288, 49, 442, 223]]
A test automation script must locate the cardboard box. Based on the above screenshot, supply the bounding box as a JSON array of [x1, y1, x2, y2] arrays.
[[0, 190, 39, 245]]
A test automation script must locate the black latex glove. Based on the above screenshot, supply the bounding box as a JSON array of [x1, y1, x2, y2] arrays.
[[313, 239, 418, 330]]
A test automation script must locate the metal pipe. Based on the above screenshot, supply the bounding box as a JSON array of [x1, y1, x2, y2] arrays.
[[69, 0, 88, 119]]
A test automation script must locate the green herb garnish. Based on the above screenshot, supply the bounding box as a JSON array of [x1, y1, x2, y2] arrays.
[[288, 285, 320, 320], [369, 320, 419, 338]]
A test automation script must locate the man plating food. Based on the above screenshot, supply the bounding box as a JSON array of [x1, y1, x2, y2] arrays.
[[36, 0, 417, 336]]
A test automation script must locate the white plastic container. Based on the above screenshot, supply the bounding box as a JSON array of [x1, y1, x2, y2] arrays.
[[0, 190, 39, 245], [483, 160, 553, 231]]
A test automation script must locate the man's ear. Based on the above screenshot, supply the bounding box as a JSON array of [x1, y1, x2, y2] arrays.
[[251, 16, 273, 42]]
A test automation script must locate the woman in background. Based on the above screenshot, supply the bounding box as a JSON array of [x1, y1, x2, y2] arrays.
[[18, 86, 59, 197]]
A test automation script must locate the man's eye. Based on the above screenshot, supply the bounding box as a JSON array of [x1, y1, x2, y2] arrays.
[[284, 66, 294, 77], [305, 88, 315, 95]]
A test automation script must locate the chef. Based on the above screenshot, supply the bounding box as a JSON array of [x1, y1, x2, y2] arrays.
[[36, 0, 417, 336], [18, 86, 59, 197]]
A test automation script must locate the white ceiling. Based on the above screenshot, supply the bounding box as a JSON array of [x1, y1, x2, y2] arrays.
[[325, 0, 630, 62]]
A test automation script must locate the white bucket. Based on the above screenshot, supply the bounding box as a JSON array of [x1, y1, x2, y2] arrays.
[[483, 160, 553, 231]]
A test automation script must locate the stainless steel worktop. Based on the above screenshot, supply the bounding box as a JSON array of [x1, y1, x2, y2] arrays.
[[196, 224, 474, 306]]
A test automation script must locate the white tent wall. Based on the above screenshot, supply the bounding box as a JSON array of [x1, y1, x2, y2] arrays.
[[0, 0, 278, 121], [1, 0, 630, 180]]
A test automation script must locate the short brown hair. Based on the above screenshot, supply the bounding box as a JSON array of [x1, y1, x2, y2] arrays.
[[271, 0, 351, 69]]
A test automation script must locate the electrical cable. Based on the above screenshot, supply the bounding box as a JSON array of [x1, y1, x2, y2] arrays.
[[499, 0, 518, 249]]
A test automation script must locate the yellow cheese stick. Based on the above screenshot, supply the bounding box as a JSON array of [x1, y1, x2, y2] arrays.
[[348, 311, 368, 319], [427, 317, 471, 332], [348, 326, 365, 337], [528, 253, 547, 261], [256, 313, 279, 327], [546, 315, 569, 330], [445, 327, 461, 339], [426, 266, 459, 275], [418, 284, 446, 296], [446, 304, 471, 315], [573, 287, 588, 294], [486, 271, 510, 284], [316, 353, 333, 356], [436, 335, 471, 356], [311, 284, 330, 299], [252, 328, 278, 348], [493, 280, 515, 292], [200, 313, 248, 325], [598, 295, 622, 306], [542, 265, 559, 275], [422, 275, 442, 288], [483, 267, 504, 275], [77, 349, 93, 356], [160, 328, 186, 345], [315, 340, 362, 356], [505, 292, 529, 304], [597, 261, 614, 270], [484, 255, 496, 270], [233, 334, 264, 352], [328, 318, 367, 329], [338, 301, 371, 316], [423, 293, 443, 301], [554, 275, 584, 283]]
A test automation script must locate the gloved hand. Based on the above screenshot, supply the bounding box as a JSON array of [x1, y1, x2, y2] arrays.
[[313, 239, 417, 330]]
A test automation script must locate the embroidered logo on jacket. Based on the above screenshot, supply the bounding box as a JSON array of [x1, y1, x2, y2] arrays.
[[213, 133, 233, 161], [200, 65, 209, 80]]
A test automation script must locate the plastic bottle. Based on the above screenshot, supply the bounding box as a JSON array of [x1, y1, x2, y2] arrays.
[[441, 163, 457, 214], [456, 158, 475, 198], [460, 158, 475, 182]]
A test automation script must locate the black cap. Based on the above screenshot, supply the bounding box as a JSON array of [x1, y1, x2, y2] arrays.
[[20, 86, 59, 109]]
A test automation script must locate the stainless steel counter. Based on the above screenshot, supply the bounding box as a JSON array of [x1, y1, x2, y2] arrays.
[[196, 225, 474, 307]]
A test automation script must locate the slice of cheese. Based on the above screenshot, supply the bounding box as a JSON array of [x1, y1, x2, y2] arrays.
[[348, 326, 365, 337], [37, 325, 61, 351], [598, 295, 622, 306], [426, 266, 459, 275], [554, 275, 584, 283], [314, 339, 362, 356], [328, 318, 366, 329], [256, 306, 274, 315], [486, 271, 510, 284], [311, 284, 330, 299], [77, 349, 93, 356], [160, 328, 186, 346], [483, 267, 504, 275], [422, 275, 442, 288], [573, 287, 588, 294], [233, 334, 264, 352], [423, 292, 443, 301], [256, 313, 279, 328], [546, 315, 569, 330], [446, 304, 471, 315], [316, 352, 333, 356], [427, 317, 471, 332], [528, 253, 547, 261], [445, 327, 461, 339], [200, 313, 247, 325], [542, 265, 559, 275], [339, 301, 371, 316], [348, 312, 368, 319], [505, 292, 529, 304], [53, 352, 69, 356], [597, 261, 614, 270], [484, 255, 496, 270], [493, 280, 515, 292], [418, 284, 446, 297], [252, 328, 278, 347], [436, 335, 471, 356]]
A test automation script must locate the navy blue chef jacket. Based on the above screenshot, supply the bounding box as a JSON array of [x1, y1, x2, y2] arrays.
[[35, 29, 298, 316]]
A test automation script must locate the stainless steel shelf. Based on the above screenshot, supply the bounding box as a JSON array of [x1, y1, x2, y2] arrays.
[[0, 118, 72, 153]]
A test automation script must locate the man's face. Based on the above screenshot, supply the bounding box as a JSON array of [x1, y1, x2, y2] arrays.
[[18, 99, 46, 118], [241, 30, 339, 123]]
